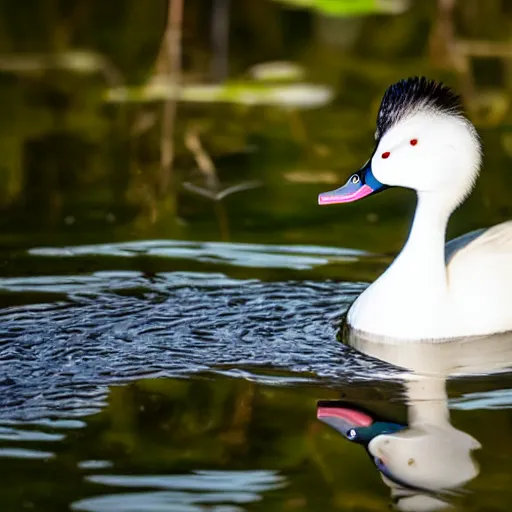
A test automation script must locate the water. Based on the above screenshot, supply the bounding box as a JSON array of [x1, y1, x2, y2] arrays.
[[1, 1, 512, 510], [0, 241, 390, 421], [1, 240, 511, 511]]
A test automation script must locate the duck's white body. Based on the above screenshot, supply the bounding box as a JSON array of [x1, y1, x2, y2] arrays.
[[319, 77, 512, 342], [348, 218, 512, 341]]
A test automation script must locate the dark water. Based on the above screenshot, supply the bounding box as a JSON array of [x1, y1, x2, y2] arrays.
[[1, 242, 512, 512], [1, 1, 512, 511]]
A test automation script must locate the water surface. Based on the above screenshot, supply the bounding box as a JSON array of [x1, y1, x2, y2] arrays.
[[1, 240, 511, 512]]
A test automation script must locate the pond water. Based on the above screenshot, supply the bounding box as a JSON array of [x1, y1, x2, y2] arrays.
[[1, 1, 512, 511], [1, 241, 512, 511]]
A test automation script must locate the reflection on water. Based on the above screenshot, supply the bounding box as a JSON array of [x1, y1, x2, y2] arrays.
[[1, 369, 511, 511], [73, 470, 286, 512], [28, 239, 372, 270], [316, 331, 512, 511]]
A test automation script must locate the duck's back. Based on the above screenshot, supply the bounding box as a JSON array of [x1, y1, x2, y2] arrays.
[[447, 221, 512, 335]]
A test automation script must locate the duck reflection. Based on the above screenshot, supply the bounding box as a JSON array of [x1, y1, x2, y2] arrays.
[[317, 331, 512, 511]]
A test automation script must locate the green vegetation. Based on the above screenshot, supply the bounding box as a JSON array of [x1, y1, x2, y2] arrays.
[[0, 0, 509, 253], [272, 0, 409, 16]]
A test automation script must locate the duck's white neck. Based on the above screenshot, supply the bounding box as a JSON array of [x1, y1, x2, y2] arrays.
[[349, 193, 455, 339], [405, 377, 450, 427], [394, 193, 451, 289]]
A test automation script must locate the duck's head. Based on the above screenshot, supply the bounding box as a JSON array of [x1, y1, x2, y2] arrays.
[[317, 400, 481, 512], [319, 77, 482, 209], [316, 401, 405, 446]]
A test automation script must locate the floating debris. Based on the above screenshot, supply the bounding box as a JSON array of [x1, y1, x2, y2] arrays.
[[105, 82, 334, 109], [272, 0, 409, 16], [249, 61, 305, 82]]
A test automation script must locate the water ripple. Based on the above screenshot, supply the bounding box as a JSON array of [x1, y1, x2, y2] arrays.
[[72, 470, 285, 512], [0, 270, 397, 420], [28, 240, 372, 270]]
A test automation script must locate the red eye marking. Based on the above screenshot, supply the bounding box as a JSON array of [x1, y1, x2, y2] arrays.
[[410, 139, 418, 146], [381, 151, 390, 159]]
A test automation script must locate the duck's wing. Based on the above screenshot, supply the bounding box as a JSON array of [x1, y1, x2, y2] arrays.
[[446, 221, 512, 265], [445, 227, 487, 264], [446, 221, 512, 334]]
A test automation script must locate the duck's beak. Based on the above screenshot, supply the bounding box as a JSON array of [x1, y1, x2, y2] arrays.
[[317, 401, 374, 440], [318, 159, 387, 205], [317, 401, 406, 444]]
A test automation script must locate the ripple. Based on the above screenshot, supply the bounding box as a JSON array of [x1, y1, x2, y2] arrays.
[[73, 470, 285, 512], [73, 491, 255, 512], [0, 269, 398, 420], [28, 240, 373, 270], [0, 447, 54, 459], [78, 460, 114, 470], [0, 425, 64, 441], [452, 388, 512, 410], [86, 470, 285, 491]]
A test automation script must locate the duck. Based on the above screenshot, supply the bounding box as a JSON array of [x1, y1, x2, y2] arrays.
[[318, 76, 512, 341], [318, 331, 512, 510], [318, 394, 479, 512]]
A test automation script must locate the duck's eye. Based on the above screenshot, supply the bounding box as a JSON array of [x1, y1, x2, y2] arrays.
[[347, 429, 357, 440], [381, 151, 390, 159], [410, 139, 418, 146], [351, 175, 360, 184]]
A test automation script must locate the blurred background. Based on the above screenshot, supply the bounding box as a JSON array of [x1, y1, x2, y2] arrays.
[[1, 0, 511, 253]]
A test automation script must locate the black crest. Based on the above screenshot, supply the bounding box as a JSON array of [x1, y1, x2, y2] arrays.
[[376, 77, 463, 140]]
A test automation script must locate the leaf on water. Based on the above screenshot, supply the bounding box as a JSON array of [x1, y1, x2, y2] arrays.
[[104, 82, 333, 109], [0, 51, 122, 85], [271, 0, 409, 17], [249, 61, 305, 82], [283, 171, 340, 184]]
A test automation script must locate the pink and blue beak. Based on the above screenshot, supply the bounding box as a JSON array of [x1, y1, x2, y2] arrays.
[[317, 401, 405, 445], [318, 160, 388, 205]]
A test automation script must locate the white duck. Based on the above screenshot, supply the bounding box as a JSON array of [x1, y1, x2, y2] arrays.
[[319, 76, 512, 341]]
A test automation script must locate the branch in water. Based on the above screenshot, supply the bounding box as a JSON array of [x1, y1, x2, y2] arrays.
[[159, 0, 184, 194]]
